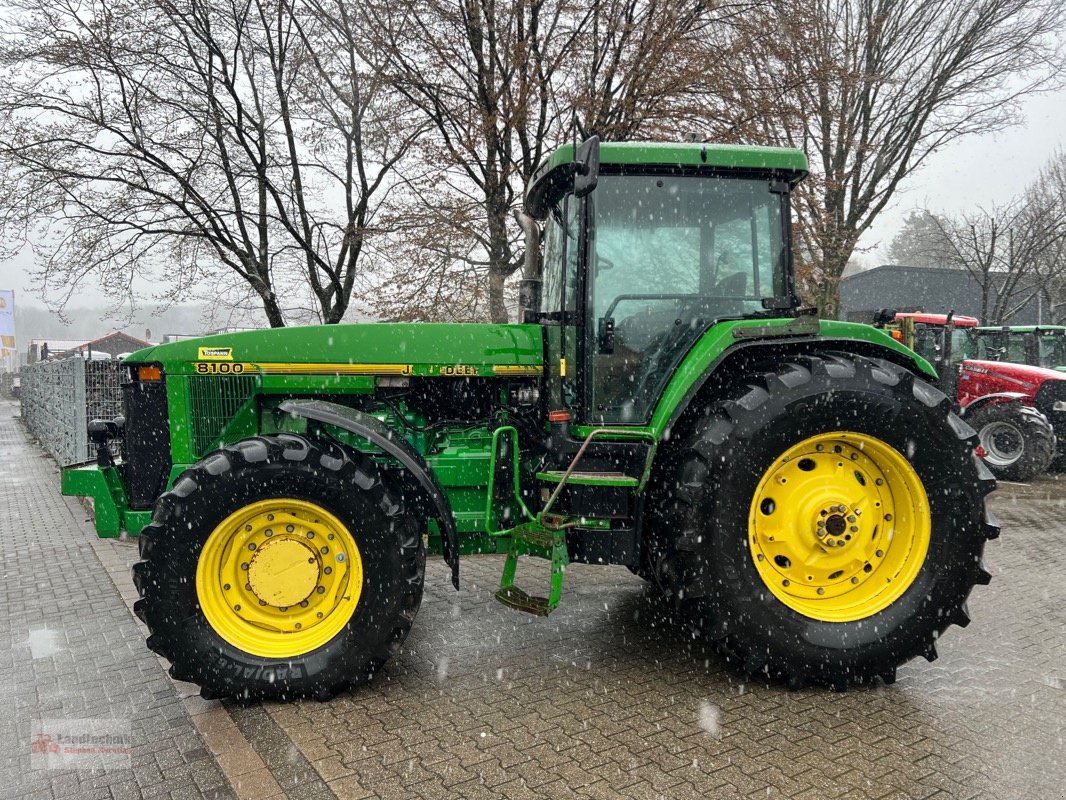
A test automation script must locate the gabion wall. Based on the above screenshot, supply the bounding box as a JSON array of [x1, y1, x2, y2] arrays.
[[20, 359, 126, 466]]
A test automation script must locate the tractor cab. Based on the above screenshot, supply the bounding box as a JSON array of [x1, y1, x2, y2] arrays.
[[974, 325, 1066, 372], [523, 139, 807, 425], [889, 312, 979, 399]]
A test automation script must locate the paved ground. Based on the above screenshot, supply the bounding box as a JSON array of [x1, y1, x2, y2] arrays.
[[0, 401, 236, 799], [2, 397, 1065, 799]]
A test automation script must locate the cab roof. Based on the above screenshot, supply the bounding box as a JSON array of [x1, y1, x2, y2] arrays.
[[526, 141, 808, 219], [976, 325, 1066, 334], [895, 312, 979, 328], [541, 141, 808, 173]]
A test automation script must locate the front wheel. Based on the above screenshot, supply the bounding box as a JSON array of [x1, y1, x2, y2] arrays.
[[132, 434, 425, 700], [648, 353, 998, 688], [967, 402, 1055, 482]]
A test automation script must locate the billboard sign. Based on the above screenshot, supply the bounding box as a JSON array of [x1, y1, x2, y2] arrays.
[[0, 290, 14, 357]]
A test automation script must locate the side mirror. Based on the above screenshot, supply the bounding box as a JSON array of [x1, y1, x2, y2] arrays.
[[573, 136, 600, 198]]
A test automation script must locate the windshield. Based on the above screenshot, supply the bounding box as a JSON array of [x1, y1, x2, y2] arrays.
[[1038, 333, 1066, 368], [586, 173, 789, 422]]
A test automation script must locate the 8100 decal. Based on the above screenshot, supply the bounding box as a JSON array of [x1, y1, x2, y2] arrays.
[[194, 362, 254, 375]]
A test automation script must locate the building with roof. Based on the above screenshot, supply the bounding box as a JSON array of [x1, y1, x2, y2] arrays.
[[28, 331, 153, 363], [839, 265, 1050, 325]]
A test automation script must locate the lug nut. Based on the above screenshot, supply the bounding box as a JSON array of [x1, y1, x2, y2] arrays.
[[336, 553, 346, 562], [286, 525, 295, 532]]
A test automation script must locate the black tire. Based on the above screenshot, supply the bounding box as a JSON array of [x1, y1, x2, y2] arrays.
[[966, 402, 1055, 482], [132, 434, 425, 701], [646, 352, 998, 689]]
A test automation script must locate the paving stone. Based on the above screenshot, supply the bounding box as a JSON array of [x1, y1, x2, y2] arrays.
[[0, 401, 236, 800]]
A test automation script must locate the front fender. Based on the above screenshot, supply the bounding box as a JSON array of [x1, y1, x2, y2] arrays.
[[279, 399, 460, 590], [959, 392, 1030, 416]]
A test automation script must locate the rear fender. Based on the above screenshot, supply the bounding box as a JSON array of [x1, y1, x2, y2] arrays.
[[658, 336, 938, 440], [278, 399, 459, 589]]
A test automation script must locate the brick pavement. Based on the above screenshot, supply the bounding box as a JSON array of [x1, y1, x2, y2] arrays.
[[0, 400, 236, 800], [3, 395, 1066, 799]]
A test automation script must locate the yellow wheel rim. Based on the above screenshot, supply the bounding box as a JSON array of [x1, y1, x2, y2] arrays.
[[748, 432, 930, 623], [196, 499, 363, 658]]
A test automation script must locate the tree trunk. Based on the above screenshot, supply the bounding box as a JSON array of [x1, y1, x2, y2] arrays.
[[261, 293, 286, 328], [488, 270, 508, 324], [485, 185, 513, 323]]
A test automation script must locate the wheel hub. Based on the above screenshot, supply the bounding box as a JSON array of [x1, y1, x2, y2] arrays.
[[247, 538, 319, 608], [195, 498, 363, 659], [749, 432, 930, 622], [978, 420, 1023, 466]]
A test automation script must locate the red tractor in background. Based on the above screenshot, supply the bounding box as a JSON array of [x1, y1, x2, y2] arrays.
[[888, 312, 1062, 482]]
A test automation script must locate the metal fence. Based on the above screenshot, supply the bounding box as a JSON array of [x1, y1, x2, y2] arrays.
[[20, 358, 126, 466]]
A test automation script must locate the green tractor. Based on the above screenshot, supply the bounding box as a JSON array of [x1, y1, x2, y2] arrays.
[[63, 139, 997, 700], [973, 325, 1066, 372]]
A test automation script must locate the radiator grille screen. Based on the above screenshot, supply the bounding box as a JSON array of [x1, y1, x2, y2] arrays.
[[189, 375, 258, 456]]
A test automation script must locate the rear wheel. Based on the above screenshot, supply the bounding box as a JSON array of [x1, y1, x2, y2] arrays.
[[967, 402, 1054, 482], [133, 434, 425, 700], [647, 353, 997, 688]]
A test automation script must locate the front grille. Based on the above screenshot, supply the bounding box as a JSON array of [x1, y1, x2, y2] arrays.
[[189, 374, 258, 456], [123, 380, 172, 509]]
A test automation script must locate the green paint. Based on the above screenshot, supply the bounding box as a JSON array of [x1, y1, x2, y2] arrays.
[[126, 323, 543, 377], [62, 464, 128, 537]]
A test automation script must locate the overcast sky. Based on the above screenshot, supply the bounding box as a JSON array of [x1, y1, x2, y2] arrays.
[[2, 85, 1065, 313]]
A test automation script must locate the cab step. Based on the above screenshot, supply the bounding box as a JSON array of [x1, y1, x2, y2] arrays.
[[495, 521, 568, 616], [536, 470, 638, 487]]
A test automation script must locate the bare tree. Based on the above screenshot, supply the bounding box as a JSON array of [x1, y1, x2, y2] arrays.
[[886, 210, 955, 268], [356, 0, 585, 322], [931, 193, 1066, 324], [0, 0, 422, 326], [567, 1, 756, 141], [364, 0, 747, 322], [720, 0, 1065, 317], [1026, 150, 1066, 321]]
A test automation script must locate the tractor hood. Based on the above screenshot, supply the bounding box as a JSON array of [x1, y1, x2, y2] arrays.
[[124, 323, 544, 379], [960, 359, 1066, 392]]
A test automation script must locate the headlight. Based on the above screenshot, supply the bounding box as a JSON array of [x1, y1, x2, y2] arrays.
[[1053, 400, 1066, 412]]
